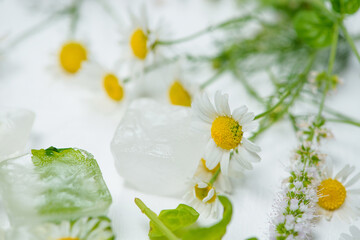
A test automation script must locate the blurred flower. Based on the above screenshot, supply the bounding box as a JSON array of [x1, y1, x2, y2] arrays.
[[192, 91, 260, 176], [340, 225, 360, 240], [119, 4, 167, 77], [58, 40, 88, 75], [75, 62, 128, 112], [317, 163, 360, 222], [30, 217, 114, 240], [167, 63, 199, 107], [183, 180, 221, 218]]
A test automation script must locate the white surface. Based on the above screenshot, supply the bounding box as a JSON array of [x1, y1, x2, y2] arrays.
[[0, 0, 360, 239]]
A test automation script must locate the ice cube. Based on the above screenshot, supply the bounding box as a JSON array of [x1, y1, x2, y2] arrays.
[[0, 147, 112, 226], [6, 216, 115, 240], [0, 108, 35, 162], [111, 98, 207, 197]]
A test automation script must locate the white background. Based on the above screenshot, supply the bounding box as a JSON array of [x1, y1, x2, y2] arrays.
[[0, 0, 360, 239]]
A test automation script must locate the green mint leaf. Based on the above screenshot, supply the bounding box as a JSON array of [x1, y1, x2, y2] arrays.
[[31, 147, 112, 218], [330, 0, 360, 14], [293, 10, 334, 48], [149, 204, 199, 240], [147, 195, 233, 240], [181, 195, 233, 240]]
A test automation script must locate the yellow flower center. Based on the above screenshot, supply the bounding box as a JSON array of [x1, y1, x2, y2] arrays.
[[168, 81, 192, 107], [201, 158, 220, 174], [103, 73, 124, 101], [194, 184, 216, 203], [317, 178, 346, 211], [130, 28, 148, 60], [58, 238, 79, 240], [211, 116, 243, 150], [59, 42, 87, 74]]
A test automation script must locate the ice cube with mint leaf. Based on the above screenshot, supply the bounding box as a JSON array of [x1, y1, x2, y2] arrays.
[[0, 147, 112, 226]]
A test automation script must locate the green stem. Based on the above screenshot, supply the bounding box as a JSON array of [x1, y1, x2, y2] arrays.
[[134, 198, 180, 240], [96, 0, 120, 23], [153, 15, 253, 46], [340, 22, 360, 63], [232, 68, 265, 104], [68, 0, 83, 38], [254, 89, 292, 120], [209, 168, 221, 185], [250, 53, 317, 140], [317, 24, 338, 122], [200, 68, 225, 89], [3, 13, 62, 51], [326, 118, 360, 127], [327, 23, 339, 75]]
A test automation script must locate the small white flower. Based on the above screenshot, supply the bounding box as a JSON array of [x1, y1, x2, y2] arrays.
[[183, 180, 221, 218], [30, 217, 114, 240], [194, 158, 232, 193], [53, 40, 89, 76], [118, 4, 167, 78], [317, 163, 360, 222], [75, 62, 128, 113], [192, 91, 261, 176]]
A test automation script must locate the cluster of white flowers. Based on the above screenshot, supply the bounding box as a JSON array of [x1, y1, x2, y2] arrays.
[[270, 159, 320, 240]]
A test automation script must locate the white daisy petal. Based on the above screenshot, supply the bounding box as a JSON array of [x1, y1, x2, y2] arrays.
[[233, 149, 253, 170], [220, 151, 230, 176], [203, 188, 215, 203], [239, 112, 255, 125], [232, 105, 248, 122], [242, 121, 258, 132], [214, 91, 225, 115], [220, 93, 231, 116], [242, 137, 261, 153], [201, 93, 217, 117], [239, 146, 261, 163], [346, 173, 360, 188], [204, 140, 223, 170]]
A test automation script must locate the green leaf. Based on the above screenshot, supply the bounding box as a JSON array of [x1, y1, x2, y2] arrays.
[[330, 0, 360, 14], [147, 196, 233, 240], [293, 10, 335, 48], [181, 195, 232, 240], [149, 204, 199, 240]]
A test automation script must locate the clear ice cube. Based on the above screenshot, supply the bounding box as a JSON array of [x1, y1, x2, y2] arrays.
[[111, 98, 207, 197], [0, 108, 35, 162], [0, 147, 112, 226]]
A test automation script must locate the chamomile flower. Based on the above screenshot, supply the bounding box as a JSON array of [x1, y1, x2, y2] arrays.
[[317, 164, 360, 222], [51, 40, 89, 77], [183, 180, 221, 218], [192, 91, 261, 176], [167, 64, 199, 107], [30, 217, 115, 240], [194, 158, 232, 193], [340, 225, 360, 240], [119, 4, 166, 76], [74, 62, 127, 113]]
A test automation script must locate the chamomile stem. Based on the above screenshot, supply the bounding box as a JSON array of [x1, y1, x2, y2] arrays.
[[340, 22, 360, 63], [97, 0, 121, 23], [326, 118, 360, 127], [250, 53, 317, 140], [4, 13, 62, 51], [154, 15, 253, 46], [327, 23, 339, 75], [68, 0, 83, 38], [200, 68, 225, 89], [209, 168, 221, 185], [232, 68, 265, 104], [317, 23, 338, 122], [134, 198, 180, 240]]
